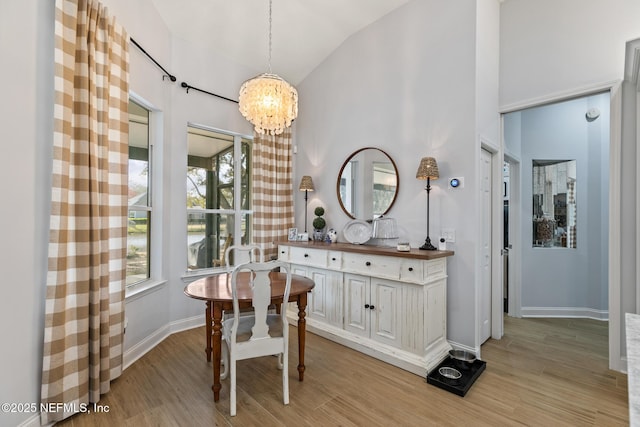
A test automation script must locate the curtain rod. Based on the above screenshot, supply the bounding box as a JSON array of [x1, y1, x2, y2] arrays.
[[180, 82, 239, 104], [129, 37, 238, 104], [130, 37, 176, 82]]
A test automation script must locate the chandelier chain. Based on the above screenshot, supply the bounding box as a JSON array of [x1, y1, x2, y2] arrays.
[[268, 0, 272, 73], [238, 0, 298, 135]]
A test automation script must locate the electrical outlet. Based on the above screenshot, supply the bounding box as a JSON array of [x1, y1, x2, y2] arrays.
[[442, 228, 456, 243]]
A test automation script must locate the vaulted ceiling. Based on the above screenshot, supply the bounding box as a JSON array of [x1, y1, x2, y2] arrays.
[[149, 0, 412, 84]]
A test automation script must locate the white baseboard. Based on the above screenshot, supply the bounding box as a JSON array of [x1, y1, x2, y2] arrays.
[[19, 317, 206, 427], [123, 325, 171, 370], [123, 315, 204, 370], [17, 414, 41, 427], [169, 314, 204, 335], [521, 306, 609, 320]]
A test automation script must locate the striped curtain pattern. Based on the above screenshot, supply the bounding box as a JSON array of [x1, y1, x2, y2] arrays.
[[252, 130, 294, 260], [41, 0, 129, 424]]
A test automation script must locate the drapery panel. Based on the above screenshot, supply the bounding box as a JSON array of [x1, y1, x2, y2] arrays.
[[41, 0, 129, 424], [252, 130, 294, 260]]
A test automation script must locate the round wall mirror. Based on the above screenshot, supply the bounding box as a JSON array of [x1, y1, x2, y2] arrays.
[[336, 147, 399, 219]]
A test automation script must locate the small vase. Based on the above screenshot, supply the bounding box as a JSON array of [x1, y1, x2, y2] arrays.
[[313, 229, 325, 242]]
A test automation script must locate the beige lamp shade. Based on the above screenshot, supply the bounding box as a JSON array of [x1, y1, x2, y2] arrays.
[[416, 157, 439, 180], [299, 175, 315, 191]]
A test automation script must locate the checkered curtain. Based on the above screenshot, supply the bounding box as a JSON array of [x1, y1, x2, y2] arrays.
[[41, 0, 129, 424], [252, 130, 294, 260]]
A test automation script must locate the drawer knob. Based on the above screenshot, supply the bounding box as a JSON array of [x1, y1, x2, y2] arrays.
[[304, 253, 309, 258], [369, 305, 375, 310], [332, 257, 336, 261], [364, 304, 370, 309], [408, 267, 414, 272], [365, 261, 371, 266]]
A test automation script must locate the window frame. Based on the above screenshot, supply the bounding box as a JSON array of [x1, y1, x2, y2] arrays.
[[126, 93, 165, 297], [185, 123, 253, 275]]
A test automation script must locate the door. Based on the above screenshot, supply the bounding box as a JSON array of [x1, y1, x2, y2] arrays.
[[344, 273, 369, 337], [307, 268, 343, 328], [370, 278, 401, 347], [480, 148, 492, 343]]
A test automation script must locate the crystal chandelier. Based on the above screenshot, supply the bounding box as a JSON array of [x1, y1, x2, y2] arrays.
[[239, 0, 298, 135]]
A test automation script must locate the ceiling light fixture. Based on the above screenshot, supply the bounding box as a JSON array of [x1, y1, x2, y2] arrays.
[[238, 0, 298, 135]]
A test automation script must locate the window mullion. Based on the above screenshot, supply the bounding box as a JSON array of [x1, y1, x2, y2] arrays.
[[233, 135, 242, 245]]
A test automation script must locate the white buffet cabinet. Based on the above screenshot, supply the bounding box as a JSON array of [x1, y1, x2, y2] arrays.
[[278, 241, 454, 376]]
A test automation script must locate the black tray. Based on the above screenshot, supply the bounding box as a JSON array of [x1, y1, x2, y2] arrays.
[[426, 356, 486, 397]]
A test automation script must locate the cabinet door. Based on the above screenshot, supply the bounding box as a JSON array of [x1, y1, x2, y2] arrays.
[[425, 279, 446, 349], [370, 278, 402, 347], [344, 273, 369, 337], [307, 267, 343, 328]]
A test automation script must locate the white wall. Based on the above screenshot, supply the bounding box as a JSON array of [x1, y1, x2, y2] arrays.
[[0, 1, 53, 425], [294, 0, 498, 350], [620, 45, 639, 353], [166, 36, 255, 326], [5, 0, 636, 424], [0, 0, 258, 424], [500, 0, 640, 369], [500, 0, 640, 109], [105, 0, 258, 353], [507, 93, 609, 316]]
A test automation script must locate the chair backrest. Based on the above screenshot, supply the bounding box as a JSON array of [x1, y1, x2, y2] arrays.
[[224, 244, 264, 271], [229, 261, 291, 342]]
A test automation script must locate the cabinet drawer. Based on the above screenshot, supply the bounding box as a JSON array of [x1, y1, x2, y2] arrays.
[[342, 252, 400, 280], [277, 245, 290, 261], [425, 258, 446, 280], [399, 259, 423, 283], [327, 251, 343, 269], [289, 247, 328, 267]]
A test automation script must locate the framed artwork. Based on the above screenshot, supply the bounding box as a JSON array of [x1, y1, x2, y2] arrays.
[[297, 232, 309, 242], [288, 228, 298, 241]]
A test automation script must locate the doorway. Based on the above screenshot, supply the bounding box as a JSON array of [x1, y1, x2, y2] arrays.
[[502, 157, 521, 317], [502, 92, 610, 320]]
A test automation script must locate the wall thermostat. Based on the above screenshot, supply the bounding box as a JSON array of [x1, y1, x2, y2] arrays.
[[449, 177, 464, 189]]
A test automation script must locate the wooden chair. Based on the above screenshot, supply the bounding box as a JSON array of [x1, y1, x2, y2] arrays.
[[219, 244, 264, 380], [221, 260, 291, 416], [224, 244, 264, 271]]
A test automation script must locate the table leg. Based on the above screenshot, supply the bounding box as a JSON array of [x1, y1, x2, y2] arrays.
[[205, 302, 212, 362], [297, 293, 308, 381], [212, 302, 223, 401]]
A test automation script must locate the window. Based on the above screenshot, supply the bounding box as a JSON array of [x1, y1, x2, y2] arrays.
[[532, 159, 577, 248], [127, 100, 152, 285], [187, 125, 252, 271]]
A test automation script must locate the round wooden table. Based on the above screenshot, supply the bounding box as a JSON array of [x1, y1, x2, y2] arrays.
[[184, 271, 315, 402]]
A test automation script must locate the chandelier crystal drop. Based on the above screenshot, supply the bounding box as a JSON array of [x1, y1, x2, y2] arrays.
[[239, 73, 298, 135], [238, 0, 298, 135]]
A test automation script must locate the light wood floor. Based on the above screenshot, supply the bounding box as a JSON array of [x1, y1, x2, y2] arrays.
[[57, 317, 629, 426]]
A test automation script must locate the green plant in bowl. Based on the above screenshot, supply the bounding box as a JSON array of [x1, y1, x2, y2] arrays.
[[312, 206, 326, 241]]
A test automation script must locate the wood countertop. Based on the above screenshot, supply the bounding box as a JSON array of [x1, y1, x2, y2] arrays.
[[279, 240, 454, 260]]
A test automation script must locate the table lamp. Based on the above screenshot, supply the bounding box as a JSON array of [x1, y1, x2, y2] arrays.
[[299, 176, 315, 232], [416, 157, 439, 250]]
